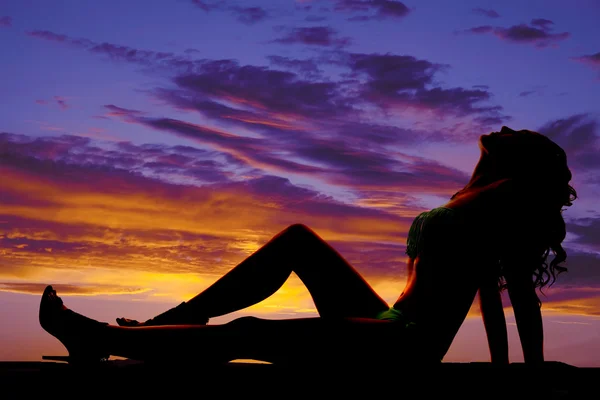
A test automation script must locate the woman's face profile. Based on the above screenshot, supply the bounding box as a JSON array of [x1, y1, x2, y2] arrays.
[[479, 127, 520, 155], [476, 127, 536, 181]]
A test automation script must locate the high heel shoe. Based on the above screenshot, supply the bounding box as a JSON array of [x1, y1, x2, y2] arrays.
[[39, 285, 111, 366], [117, 301, 209, 327]]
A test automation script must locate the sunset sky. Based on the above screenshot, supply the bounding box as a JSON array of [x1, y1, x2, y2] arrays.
[[1, 0, 599, 366]]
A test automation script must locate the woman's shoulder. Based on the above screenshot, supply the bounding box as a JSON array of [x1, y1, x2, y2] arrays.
[[443, 179, 515, 212]]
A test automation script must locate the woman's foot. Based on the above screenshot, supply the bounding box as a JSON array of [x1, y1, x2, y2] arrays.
[[39, 285, 110, 364], [116, 301, 209, 327]]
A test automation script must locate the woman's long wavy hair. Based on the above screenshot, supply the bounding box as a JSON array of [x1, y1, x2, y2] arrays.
[[453, 127, 577, 292]]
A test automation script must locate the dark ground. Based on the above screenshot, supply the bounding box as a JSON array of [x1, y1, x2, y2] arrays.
[[0, 360, 598, 399]]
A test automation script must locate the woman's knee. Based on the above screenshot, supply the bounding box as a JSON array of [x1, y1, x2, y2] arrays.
[[285, 223, 314, 237], [226, 316, 263, 329]]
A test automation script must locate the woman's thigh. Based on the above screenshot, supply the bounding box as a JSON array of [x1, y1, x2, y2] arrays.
[[282, 224, 390, 318]]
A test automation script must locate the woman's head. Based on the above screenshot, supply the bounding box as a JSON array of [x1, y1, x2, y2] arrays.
[[473, 126, 575, 210], [479, 127, 571, 188], [474, 126, 577, 292]]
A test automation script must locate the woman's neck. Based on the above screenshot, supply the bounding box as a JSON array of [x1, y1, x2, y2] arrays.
[[448, 177, 512, 210]]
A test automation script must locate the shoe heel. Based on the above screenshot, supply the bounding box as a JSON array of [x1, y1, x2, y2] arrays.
[[42, 355, 70, 362], [43, 354, 110, 365]]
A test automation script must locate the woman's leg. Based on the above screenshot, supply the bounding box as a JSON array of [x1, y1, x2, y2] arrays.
[[108, 317, 382, 365], [188, 224, 389, 318], [120, 224, 389, 325], [41, 286, 398, 365]]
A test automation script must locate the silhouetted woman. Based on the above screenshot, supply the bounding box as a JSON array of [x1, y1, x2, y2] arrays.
[[39, 126, 577, 366]]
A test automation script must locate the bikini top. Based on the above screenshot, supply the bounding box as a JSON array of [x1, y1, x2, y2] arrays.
[[405, 207, 467, 259]]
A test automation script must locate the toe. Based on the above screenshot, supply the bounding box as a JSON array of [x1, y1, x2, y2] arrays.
[[43, 285, 54, 298]]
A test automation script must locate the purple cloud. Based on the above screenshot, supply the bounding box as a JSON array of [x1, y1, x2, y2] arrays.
[[548, 249, 600, 287], [150, 52, 508, 147], [538, 114, 600, 174], [54, 96, 69, 110], [568, 218, 600, 253], [231, 6, 269, 25], [152, 88, 291, 135], [34, 96, 70, 110], [333, 0, 411, 21], [495, 24, 569, 48], [573, 52, 600, 67], [103, 104, 146, 118], [27, 28, 507, 127], [140, 117, 325, 176], [27, 30, 69, 42], [0, 131, 235, 186], [531, 18, 554, 30], [458, 19, 570, 48], [267, 55, 323, 77], [105, 104, 143, 114], [27, 30, 93, 46], [171, 59, 354, 118], [472, 8, 500, 18], [0, 16, 12, 27], [89, 43, 169, 64], [190, 1, 270, 25], [145, 75, 472, 193], [347, 53, 442, 90], [519, 90, 536, 97], [518, 86, 545, 97], [27, 30, 195, 70], [273, 26, 352, 47], [461, 25, 493, 34], [572, 52, 600, 78], [25, 27, 509, 188], [190, 0, 221, 12], [129, 114, 470, 196], [345, 52, 508, 122]]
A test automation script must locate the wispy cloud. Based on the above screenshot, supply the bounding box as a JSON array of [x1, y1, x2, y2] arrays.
[[0, 282, 150, 296], [190, 0, 221, 12], [333, 0, 412, 21], [572, 52, 600, 67], [472, 8, 500, 19], [518, 85, 546, 98], [572, 52, 600, 78], [267, 55, 323, 77], [27, 30, 195, 70], [190, 1, 271, 25], [273, 26, 352, 47], [0, 16, 12, 27], [538, 113, 600, 175], [231, 6, 270, 25], [456, 18, 570, 48], [34, 96, 70, 110]]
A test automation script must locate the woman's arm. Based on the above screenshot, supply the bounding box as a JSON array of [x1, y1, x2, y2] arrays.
[[479, 276, 509, 365], [505, 265, 544, 365]]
